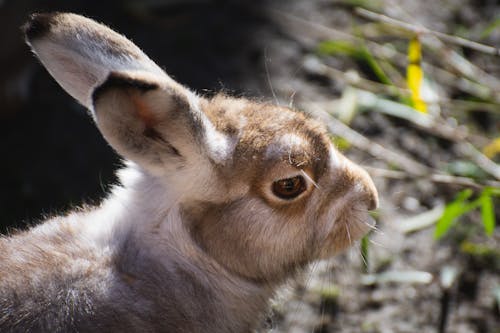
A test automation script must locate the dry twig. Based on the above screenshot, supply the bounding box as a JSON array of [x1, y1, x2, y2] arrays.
[[456, 143, 500, 181], [301, 63, 486, 145], [270, 9, 500, 103], [303, 102, 431, 175], [355, 7, 500, 57], [364, 166, 500, 189]]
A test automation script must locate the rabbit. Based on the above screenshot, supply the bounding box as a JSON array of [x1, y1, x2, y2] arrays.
[[0, 12, 378, 333]]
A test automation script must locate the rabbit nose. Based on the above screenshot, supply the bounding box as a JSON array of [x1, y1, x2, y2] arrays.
[[345, 160, 379, 211], [358, 167, 378, 211], [363, 173, 378, 211]]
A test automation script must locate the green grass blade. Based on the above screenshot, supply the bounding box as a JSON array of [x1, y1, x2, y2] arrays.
[[434, 189, 473, 239], [480, 18, 500, 39], [479, 193, 495, 236], [361, 235, 369, 273], [317, 40, 392, 85]]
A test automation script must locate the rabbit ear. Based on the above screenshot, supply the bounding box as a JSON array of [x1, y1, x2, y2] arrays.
[[24, 13, 231, 172], [24, 12, 165, 109], [92, 71, 231, 172]]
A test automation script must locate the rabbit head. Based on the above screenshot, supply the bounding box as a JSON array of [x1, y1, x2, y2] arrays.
[[25, 13, 378, 283]]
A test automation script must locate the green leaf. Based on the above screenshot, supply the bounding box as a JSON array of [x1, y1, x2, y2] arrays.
[[361, 235, 369, 273], [334, 0, 383, 10], [460, 241, 500, 257], [483, 138, 500, 159], [317, 40, 392, 85], [480, 18, 500, 39], [360, 46, 392, 85], [317, 40, 358, 56], [434, 189, 473, 239], [479, 193, 495, 236], [330, 135, 352, 151], [484, 186, 500, 197], [435, 187, 499, 239], [447, 160, 487, 179]]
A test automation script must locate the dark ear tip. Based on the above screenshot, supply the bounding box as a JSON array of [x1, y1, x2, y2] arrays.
[[22, 12, 59, 41], [92, 72, 159, 107]]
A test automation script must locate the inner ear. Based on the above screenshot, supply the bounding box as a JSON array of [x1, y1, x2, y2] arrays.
[[94, 74, 167, 141], [91, 72, 188, 172]]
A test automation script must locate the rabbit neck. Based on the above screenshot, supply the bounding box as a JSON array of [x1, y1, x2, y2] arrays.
[[83, 164, 275, 331]]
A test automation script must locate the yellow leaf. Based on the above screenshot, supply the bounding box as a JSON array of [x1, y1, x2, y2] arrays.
[[483, 138, 500, 158], [406, 36, 427, 113]]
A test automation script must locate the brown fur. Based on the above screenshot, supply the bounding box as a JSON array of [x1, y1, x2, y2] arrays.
[[0, 12, 378, 332]]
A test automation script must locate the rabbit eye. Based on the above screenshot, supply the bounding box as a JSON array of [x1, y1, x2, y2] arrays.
[[272, 176, 307, 200]]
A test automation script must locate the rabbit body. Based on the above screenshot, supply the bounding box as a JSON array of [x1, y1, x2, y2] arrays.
[[1, 167, 272, 332], [0, 13, 378, 332]]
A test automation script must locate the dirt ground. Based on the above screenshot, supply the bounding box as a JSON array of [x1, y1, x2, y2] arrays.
[[257, 1, 500, 332], [1, 0, 499, 332]]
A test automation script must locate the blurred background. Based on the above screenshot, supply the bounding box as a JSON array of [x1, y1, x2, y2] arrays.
[[1, 0, 499, 332], [0, 0, 275, 229]]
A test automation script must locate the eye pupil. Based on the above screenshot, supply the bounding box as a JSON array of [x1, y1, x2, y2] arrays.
[[281, 179, 298, 192], [272, 176, 306, 200]]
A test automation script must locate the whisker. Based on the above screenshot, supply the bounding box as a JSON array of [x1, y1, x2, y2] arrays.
[[264, 48, 280, 106], [358, 246, 369, 268], [369, 238, 387, 249], [296, 161, 307, 167], [301, 169, 321, 190], [362, 220, 382, 233], [345, 221, 352, 246], [288, 91, 296, 108]]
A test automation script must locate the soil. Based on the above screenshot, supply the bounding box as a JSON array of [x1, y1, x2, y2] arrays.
[[1, 0, 499, 332]]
